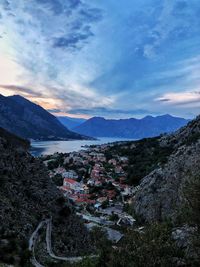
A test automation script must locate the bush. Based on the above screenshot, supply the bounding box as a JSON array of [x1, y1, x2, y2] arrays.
[[106, 223, 183, 267], [52, 174, 63, 186], [184, 175, 200, 228], [59, 206, 71, 217], [107, 138, 173, 185]]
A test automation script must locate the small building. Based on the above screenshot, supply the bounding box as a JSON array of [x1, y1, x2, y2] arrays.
[[117, 215, 136, 226], [63, 170, 78, 180], [63, 178, 81, 191]]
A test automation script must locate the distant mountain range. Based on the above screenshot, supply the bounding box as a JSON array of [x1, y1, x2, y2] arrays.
[[73, 115, 190, 139], [58, 116, 86, 130], [0, 94, 88, 141]]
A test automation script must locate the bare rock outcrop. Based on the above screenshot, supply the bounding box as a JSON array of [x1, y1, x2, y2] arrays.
[[134, 141, 200, 222]]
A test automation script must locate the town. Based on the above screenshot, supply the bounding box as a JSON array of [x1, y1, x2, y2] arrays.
[[41, 143, 139, 243]]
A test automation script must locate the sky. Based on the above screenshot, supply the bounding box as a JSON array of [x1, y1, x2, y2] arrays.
[[0, 0, 200, 119]]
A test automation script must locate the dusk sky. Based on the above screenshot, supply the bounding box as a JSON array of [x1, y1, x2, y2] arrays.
[[0, 0, 200, 119]]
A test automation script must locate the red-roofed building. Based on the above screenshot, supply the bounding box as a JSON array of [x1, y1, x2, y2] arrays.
[[59, 186, 73, 196], [60, 185, 72, 191], [69, 193, 95, 206], [63, 178, 81, 191]]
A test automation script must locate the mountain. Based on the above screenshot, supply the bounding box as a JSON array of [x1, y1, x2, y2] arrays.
[[58, 116, 86, 130], [73, 115, 190, 139], [104, 114, 200, 224], [134, 114, 200, 223], [102, 116, 200, 264], [0, 94, 88, 140], [0, 127, 94, 265]]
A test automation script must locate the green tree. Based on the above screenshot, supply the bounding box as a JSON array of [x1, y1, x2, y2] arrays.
[[107, 223, 183, 267], [52, 174, 63, 186]]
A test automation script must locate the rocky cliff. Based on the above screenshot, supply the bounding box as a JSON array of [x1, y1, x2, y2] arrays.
[[134, 142, 200, 222], [134, 115, 200, 223]]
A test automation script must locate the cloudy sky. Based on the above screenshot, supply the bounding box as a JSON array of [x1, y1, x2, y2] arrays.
[[0, 0, 200, 119]]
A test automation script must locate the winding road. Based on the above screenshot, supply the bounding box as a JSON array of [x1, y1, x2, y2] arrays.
[[29, 218, 98, 267], [29, 220, 47, 267]]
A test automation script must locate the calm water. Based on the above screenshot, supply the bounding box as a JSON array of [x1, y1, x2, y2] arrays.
[[30, 137, 133, 156]]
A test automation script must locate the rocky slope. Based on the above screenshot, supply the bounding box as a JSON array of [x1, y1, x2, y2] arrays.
[[0, 128, 93, 265], [134, 142, 200, 222], [160, 114, 200, 148], [133, 115, 200, 223], [0, 94, 87, 140], [98, 117, 200, 265]]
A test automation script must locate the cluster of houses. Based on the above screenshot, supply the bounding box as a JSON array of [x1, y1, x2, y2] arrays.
[[44, 144, 138, 237]]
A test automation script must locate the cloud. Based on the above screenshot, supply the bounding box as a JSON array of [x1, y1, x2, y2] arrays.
[[1, 0, 11, 11], [68, 107, 153, 117], [79, 7, 103, 23], [34, 0, 81, 14], [140, 0, 199, 59], [0, 0, 106, 109], [0, 84, 43, 97], [53, 30, 94, 49], [0, 0, 200, 119], [69, 0, 81, 9], [47, 108, 61, 113], [159, 98, 171, 102], [156, 91, 200, 105]]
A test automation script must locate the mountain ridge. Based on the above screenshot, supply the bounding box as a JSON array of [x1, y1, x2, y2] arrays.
[[58, 116, 86, 130], [73, 114, 190, 138], [0, 94, 88, 141]]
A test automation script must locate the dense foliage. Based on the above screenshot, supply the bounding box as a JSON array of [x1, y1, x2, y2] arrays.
[[0, 130, 94, 267], [49, 223, 183, 267], [183, 175, 200, 228], [107, 137, 173, 185], [0, 236, 31, 266], [0, 127, 30, 149]]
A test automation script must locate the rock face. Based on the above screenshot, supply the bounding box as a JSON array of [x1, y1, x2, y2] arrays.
[[0, 94, 86, 140], [0, 128, 93, 261], [134, 115, 200, 223], [73, 114, 189, 138], [161, 114, 200, 148]]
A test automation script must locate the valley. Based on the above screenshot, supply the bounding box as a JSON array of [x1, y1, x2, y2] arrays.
[[1, 116, 200, 266], [1, 1, 200, 266]]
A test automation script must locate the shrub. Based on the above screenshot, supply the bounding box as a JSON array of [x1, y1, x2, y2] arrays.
[[107, 223, 183, 267]]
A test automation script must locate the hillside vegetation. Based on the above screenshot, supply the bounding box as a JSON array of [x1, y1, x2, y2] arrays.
[[1, 114, 200, 266], [106, 136, 174, 185], [70, 116, 200, 266], [0, 128, 93, 266]]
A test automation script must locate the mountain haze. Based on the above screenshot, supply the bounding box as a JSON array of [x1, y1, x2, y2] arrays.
[[73, 115, 189, 139], [58, 116, 86, 130], [0, 94, 87, 141]]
